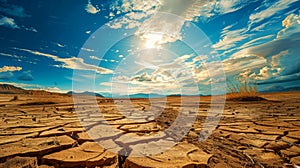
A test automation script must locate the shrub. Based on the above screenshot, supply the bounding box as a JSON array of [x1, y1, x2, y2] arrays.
[[227, 80, 259, 100], [10, 96, 18, 101]]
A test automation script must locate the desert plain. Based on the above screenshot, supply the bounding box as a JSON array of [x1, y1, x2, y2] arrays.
[[0, 89, 300, 168]]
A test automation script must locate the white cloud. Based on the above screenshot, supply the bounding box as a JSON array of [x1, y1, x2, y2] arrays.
[[107, 16, 144, 29], [213, 35, 246, 51], [103, 52, 234, 95], [217, 0, 250, 14], [131, 72, 152, 82], [194, 0, 254, 21], [213, 26, 249, 51], [134, 54, 194, 81], [136, 13, 185, 45], [85, 1, 100, 14], [107, 0, 252, 46], [102, 78, 183, 95], [250, 66, 271, 80], [218, 34, 275, 58], [57, 43, 65, 48], [257, 72, 300, 85], [0, 16, 19, 29], [136, 0, 248, 45], [250, 18, 280, 32], [0, 72, 13, 80], [192, 55, 208, 63], [244, 50, 289, 81], [81, 47, 94, 52], [227, 12, 300, 84], [89, 55, 101, 60], [24, 26, 37, 32], [230, 12, 300, 61], [0, 3, 30, 18], [14, 48, 113, 74], [224, 56, 266, 74], [126, 12, 149, 21], [43, 87, 67, 93], [0, 53, 13, 57], [110, 59, 117, 63], [108, 0, 191, 44], [0, 3, 36, 31], [0, 65, 22, 72], [234, 12, 300, 59], [105, 54, 201, 95], [282, 13, 300, 28], [214, 15, 288, 57], [0, 52, 22, 58], [17, 70, 34, 81], [109, 0, 160, 24], [277, 13, 300, 38], [193, 55, 266, 84], [239, 35, 275, 50], [249, 0, 298, 28]]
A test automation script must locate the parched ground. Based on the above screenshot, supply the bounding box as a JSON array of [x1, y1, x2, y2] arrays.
[[0, 92, 299, 168]]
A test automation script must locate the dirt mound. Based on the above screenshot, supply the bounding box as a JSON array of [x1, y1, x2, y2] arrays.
[[228, 96, 267, 101], [0, 84, 28, 94]]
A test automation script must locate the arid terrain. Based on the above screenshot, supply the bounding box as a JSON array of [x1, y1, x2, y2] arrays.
[[0, 89, 300, 168]]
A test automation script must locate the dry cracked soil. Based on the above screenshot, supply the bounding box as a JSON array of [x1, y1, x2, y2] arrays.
[[0, 91, 300, 168]]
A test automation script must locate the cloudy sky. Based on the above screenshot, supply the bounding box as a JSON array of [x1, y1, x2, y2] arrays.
[[0, 0, 299, 95]]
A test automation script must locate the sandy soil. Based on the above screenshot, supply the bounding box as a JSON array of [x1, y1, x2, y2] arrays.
[[0, 92, 299, 168]]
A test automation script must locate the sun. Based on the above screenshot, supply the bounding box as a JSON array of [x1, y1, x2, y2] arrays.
[[142, 32, 163, 49]]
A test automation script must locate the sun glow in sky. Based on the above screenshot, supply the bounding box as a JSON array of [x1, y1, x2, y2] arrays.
[[142, 33, 164, 49], [0, 0, 299, 96]]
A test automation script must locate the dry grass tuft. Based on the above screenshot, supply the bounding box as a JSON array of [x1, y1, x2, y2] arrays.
[[227, 80, 264, 101], [9, 96, 19, 101]]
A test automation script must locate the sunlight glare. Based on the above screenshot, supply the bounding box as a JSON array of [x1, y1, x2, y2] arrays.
[[143, 33, 163, 49]]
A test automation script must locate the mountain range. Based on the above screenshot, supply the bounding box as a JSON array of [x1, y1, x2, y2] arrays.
[[67, 91, 104, 97], [0, 84, 28, 94], [1, 84, 299, 97]]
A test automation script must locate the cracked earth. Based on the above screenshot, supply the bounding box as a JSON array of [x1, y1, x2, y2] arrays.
[[0, 92, 300, 168]]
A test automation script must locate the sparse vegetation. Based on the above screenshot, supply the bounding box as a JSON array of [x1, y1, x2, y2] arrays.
[[10, 96, 19, 101], [19, 102, 56, 106], [227, 80, 265, 101]]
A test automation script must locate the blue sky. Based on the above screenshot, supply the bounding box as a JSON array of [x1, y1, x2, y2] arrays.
[[0, 0, 299, 95]]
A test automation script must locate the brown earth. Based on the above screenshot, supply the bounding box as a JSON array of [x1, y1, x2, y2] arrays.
[[0, 91, 299, 168]]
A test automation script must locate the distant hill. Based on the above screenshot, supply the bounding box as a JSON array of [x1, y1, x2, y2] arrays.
[[284, 86, 300, 92], [167, 94, 205, 97], [103, 93, 165, 98], [67, 91, 104, 97], [0, 84, 28, 94], [130, 93, 165, 98], [119, 93, 165, 98], [261, 86, 300, 93], [103, 93, 209, 98]]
